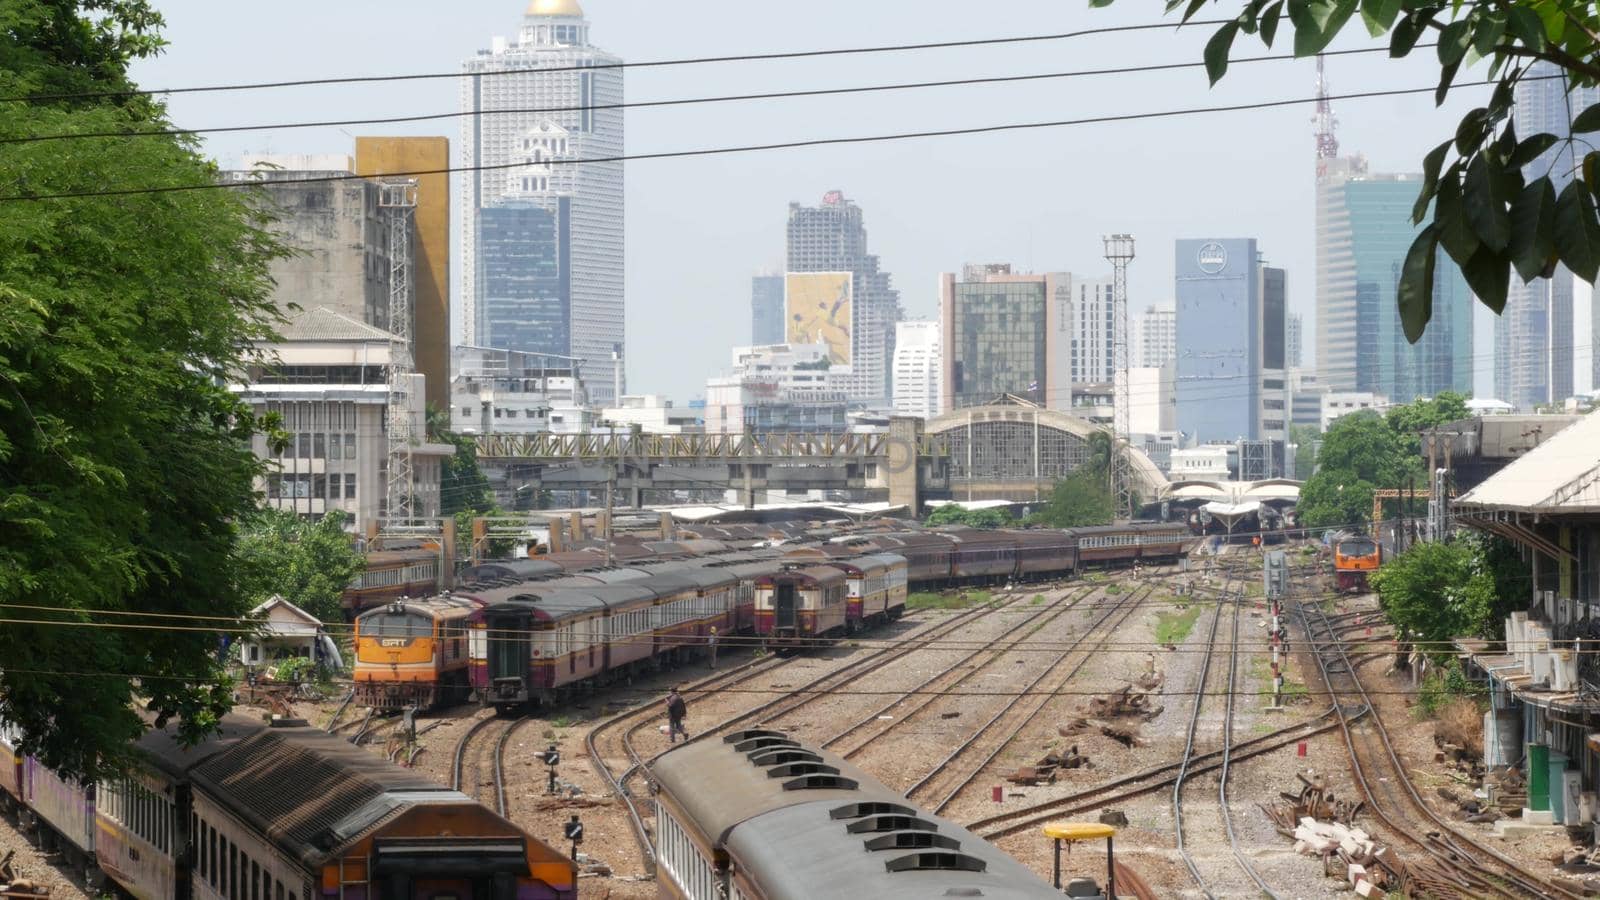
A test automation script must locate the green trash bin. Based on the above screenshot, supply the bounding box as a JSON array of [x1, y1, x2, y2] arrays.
[[1529, 743, 1550, 812]]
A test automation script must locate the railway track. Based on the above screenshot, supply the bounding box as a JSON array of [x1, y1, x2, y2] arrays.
[[1171, 585, 1228, 897], [1297, 594, 1578, 899], [903, 582, 1160, 815], [1216, 591, 1276, 898]]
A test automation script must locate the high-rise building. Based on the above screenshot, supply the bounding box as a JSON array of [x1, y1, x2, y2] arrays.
[[751, 274, 785, 345], [1133, 305, 1176, 369], [460, 0, 624, 403], [1072, 278, 1116, 385], [475, 198, 571, 357], [892, 321, 941, 418], [1287, 312, 1303, 370], [1175, 238, 1288, 457], [786, 191, 902, 405], [355, 137, 451, 412], [1314, 62, 1474, 402], [939, 265, 1071, 411], [1498, 60, 1600, 408]]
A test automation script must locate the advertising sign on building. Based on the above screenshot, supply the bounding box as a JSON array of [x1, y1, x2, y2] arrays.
[[785, 272, 854, 366]]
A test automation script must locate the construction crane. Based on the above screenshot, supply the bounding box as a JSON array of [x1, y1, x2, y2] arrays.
[[1103, 233, 1136, 520], [380, 179, 419, 523]]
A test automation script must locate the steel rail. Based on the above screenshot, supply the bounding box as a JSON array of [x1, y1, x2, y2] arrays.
[[1172, 586, 1226, 899], [1218, 592, 1279, 898]]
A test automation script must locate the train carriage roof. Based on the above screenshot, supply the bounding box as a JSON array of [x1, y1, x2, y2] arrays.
[[459, 559, 563, 583], [1003, 528, 1075, 548], [756, 564, 849, 587], [484, 584, 660, 621]]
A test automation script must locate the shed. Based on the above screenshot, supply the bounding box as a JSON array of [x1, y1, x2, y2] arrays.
[[238, 596, 343, 671]]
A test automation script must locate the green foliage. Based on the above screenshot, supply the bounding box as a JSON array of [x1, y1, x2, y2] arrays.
[[1029, 469, 1115, 527], [925, 504, 1011, 528], [1094, 0, 1600, 337], [270, 657, 316, 684], [906, 590, 990, 610], [235, 510, 365, 624], [1417, 661, 1486, 717], [1156, 603, 1205, 644], [1371, 538, 1500, 658], [0, 0, 287, 780], [428, 407, 494, 517], [1296, 467, 1376, 529], [1289, 423, 1320, 480], [1294, 394, 1469, 528]]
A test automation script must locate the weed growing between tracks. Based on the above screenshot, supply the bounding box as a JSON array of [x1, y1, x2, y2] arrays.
[[908, 590, 992, 611], [1155, 603, 1206, 644]]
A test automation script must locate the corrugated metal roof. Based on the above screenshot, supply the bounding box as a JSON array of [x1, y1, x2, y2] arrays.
[[1456, 409, 1600, 512], [278, 307, 397, 343]]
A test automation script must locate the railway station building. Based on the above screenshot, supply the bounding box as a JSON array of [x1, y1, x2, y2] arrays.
[[1452, 408, 1600, 826]]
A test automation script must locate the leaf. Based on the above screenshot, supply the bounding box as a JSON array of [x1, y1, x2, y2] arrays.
[[1261, 0, 1285, 45], [1472, 10, 1507, 57], [1573, 104, 1600, 134], [1463, 155, 1512, 252], [1398, 225, 1439, 343], [1507, 6, 1545, 50], [1204, 22, 1240, 85], [1554, 180, 1600, 282], [1510, 133, 1559, 168], [1537, 3, 1566, 44], [1454, 107, 1489, 156], [1360, 0, 1401, 37], [1434, 164, 1482, 263], [1508, 179, 1557, 282], [1291, 0, 1357, 56], [1460, 247, 1511, 315], [1182, 0, 1210, 21], [1437, 18, 1472, 66], [1390, 13, 1424, 57], [1413, 139, 1453, 225], [1436, 58, 1461, 106]]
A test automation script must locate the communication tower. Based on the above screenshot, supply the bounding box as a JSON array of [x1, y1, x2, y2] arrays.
[[1103, 234, 1136, 520], [380, 179, 419, 523], [1314, 54, 1339, 160]]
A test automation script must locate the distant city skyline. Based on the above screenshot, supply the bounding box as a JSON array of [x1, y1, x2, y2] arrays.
[[133, 0, 1495, 403]]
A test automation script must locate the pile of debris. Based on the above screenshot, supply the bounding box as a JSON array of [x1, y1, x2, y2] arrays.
[[0, 852, 49, 900], [1263, 772, 1407, 896], [1263, 771, 1365, 826], [1006, 745, 1088, 785], [1059, 685, 1163, 749]]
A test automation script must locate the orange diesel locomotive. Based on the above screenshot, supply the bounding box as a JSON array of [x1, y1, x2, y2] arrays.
[[353, 596, 481, 708], [1332, 533, 1382, 593]]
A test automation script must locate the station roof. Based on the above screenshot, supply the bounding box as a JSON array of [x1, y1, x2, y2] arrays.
[[1455, 409, 1600, 514]]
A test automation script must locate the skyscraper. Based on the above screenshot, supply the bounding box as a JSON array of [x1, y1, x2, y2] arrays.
[[1072, 278, 1117, 385], [892, 321, 941, 418], [940, 265, 1070, 411], [1498, 60, 1600, 407], [751, 274, 785, 345], [460, 0, 624, 402], [1175, 238, 1288, 448], [1286, 312, 1303, 370], [476, 198, 570, 357], [1133, 305, 1176, 370], [786, 191, 902, 405], [1314, 59, 1474, 402]]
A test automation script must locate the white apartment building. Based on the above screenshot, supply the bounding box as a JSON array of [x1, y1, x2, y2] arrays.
[[1169, 446, 1231, 481], [1073, 278, 1117, 384], [600, 395, 701, 433], [237, 308, 454, 532], [450, 345, 590, 435], [703, 343, 851, 433], [1321, 391, 1390, 430], [1133, 305, 1176, 369], [460, 0, 625, 402], [891, 320, 941, 418]]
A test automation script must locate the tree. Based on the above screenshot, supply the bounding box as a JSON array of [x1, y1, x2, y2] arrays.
[[1289, 422, 1321, 479], [1313, 411, 1404, 485], [1029, 469, 1116, 527], [1384, 390, 1470, 460], [1093, 0, 1600, 341], [428, 407, 494, 516], [1294, 395, 1461, 527], [0, 1, 285, 778], [1295, 466, 1375, 528], [1371, 537, 1500, 657], [235, 510, 365, 624], [925, 505, 1011, 528]]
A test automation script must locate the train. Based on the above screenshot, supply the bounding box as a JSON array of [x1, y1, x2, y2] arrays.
[[0, 714, 577, 900], [350, 521, 1194, 711], [650, 729, 1064, 900], [1331, 531, 1383, 593], [342, 547, 443, 617]]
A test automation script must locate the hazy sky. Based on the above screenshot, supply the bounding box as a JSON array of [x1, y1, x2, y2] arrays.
[[130, 0, 1498, 401]]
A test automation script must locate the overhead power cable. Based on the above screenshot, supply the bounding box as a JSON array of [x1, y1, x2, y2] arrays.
[[0, 78, 1530, 204], [0, 20, 1229, 105], [2, 44, 1417, 146]]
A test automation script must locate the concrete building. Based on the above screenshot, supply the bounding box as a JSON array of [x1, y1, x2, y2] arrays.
[[474, 198, 570, 356], [1287, 312, 1303, 370], [460, 0, 625, 403], [786, 191, 902, 405], [751, 274, 785, 345], [450, 345, 590, 435], [1320, 391, 1390, 430], [1175, 238, 1288, 466], [891, 320, 941, 419], [1289, 370, 1325, 429], [226, 155, 406, 334], [940, 264, 1071, 412], [600, 395, 701, 433], [354, 137, 451, 412], [1169, 446, 1231, 481], [1072, 278, 1117, 385], [1496, 62, 1600, 409], [1134, 304, 1176, 369], [703, 343, 851, 433], [1121, 365, 1174, 436], [237, 308, 453, 532]]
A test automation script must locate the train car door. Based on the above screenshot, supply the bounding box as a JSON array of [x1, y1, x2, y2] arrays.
[[775, 583, 798, 630], [487, 612, 529, 693]]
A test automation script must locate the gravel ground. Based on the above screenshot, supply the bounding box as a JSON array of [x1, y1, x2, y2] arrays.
[[0, 811, 91, 900]]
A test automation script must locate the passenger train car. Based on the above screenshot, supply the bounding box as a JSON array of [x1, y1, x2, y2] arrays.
[[650, 730, 1062, 900], [1332, 532, 1382, 593], [0, 715, 576, 900], [341, 547, 442, 618], [752, 565, 852, 648]]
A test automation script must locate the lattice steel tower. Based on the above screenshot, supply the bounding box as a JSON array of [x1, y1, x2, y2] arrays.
[[1103, 234, 1136, 520], [381, 180, 419, 523]]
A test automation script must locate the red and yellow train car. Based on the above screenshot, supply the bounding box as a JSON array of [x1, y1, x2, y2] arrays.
[[753, 565, 850, 647], [353, 596, 481, 709], [1333, 534, 1382, 593], [823, 554, 908, 631]]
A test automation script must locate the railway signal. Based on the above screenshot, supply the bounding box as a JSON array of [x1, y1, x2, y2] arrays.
[[563, 814, 583, 860], [543, 744, 561, 794]]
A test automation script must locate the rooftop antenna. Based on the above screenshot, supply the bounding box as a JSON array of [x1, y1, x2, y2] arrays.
[[1314, 54, 1340, 160]]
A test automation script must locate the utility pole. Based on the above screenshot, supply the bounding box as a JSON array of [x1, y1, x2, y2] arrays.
[[380, 179, 419, 524], [1104, 234, 1136, 520]]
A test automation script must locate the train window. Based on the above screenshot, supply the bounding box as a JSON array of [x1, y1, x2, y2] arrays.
[[262, 869, 271, 900], [229, 843, 237, 900], [251, 861, 260, 900], [276, 880, 284, 900], [366, 612, 432, 639]]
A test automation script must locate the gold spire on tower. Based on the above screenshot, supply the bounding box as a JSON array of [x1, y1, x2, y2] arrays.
[[526, 0, 583, 16]]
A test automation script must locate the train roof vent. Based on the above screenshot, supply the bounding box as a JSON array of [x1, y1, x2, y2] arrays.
[[722, 729, 787, 744], [748, 749, 823, 766], [884, 852, 987, 874], [764, 762, 839, 778], [845, 815, 938, 834], [733, 736, 800, 754], [863, 832, 961, 852], [781, 774, 858, 792], [830, 801, 916, 820]]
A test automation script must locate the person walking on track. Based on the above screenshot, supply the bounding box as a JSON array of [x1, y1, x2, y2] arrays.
[[707, 626, 720, 669], [666, 687, 688, 743]]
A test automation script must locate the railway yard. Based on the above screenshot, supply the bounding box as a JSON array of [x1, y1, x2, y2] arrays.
[[2, 546, 1595, 898]]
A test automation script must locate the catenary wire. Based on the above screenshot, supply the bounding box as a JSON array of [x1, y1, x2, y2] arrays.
[[1, 44, 1422, 146], [0, 78, 1548, 204], [0, 20, 1232, 104]]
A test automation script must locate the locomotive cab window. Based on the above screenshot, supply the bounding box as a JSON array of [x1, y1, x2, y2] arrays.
[[366, 612, 432, 639]]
